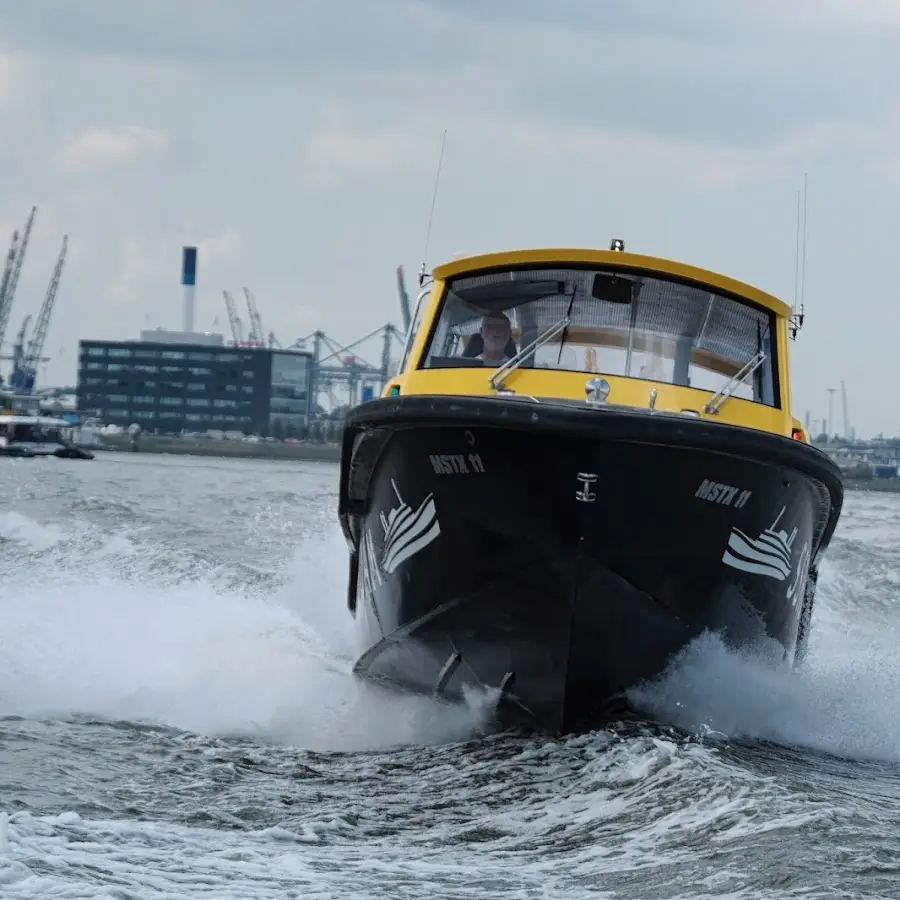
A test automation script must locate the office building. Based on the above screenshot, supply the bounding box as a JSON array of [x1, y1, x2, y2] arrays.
[[77, 337, 312, 436]]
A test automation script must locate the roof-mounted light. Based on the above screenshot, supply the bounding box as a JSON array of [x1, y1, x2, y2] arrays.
[[610, 238, 625, 252]]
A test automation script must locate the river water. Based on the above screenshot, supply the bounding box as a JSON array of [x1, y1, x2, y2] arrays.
[[1, 452, 898, 899]]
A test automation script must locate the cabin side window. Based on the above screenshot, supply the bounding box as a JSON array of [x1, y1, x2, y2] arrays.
[[420, 266, 780, 408], [398, 288, 430, 373]]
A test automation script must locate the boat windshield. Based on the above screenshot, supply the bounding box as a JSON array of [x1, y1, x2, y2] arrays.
[[10, 422, 65, 442], [421, 265, 779, 406]]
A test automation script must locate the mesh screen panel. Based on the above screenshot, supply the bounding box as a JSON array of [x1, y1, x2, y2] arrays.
[[439, 266, 771, 363]]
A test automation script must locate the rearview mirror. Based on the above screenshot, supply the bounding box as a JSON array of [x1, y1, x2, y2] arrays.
[[592, 273, 634, 304]]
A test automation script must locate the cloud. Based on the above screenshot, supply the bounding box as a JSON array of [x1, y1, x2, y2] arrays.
[[9, 1, 899, 157], [427, 0, 900, 36], [2, 0, 900, 434], [106, 228, 243, 307], [300, 112, 886, 193], [12, 0, 897, 70], [271, 0, 900, 173], [300, 124, 440, 188], [0, 53, 28, 110], [106, 237, 167, 306], [56, 125, 170, 172], [197, 228, 242, 267], [0, 0, 471, 74], [792, 0, 900, 28]]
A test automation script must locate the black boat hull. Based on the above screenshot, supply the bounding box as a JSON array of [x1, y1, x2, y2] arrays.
[[339, 395, 843, 733], [0, 445, 94, 459]]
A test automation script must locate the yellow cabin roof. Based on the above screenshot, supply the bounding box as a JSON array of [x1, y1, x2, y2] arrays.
[[432, 248, 792, 320]]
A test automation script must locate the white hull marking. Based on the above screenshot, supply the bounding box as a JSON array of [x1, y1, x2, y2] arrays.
[[722, 506, 798, 583], [358, 480, 442, 623]]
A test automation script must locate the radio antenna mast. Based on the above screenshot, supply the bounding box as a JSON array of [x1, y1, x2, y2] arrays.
[[792, 191, 801, 310], [790, 172, 808, 339], [418, 129, 447, 287]]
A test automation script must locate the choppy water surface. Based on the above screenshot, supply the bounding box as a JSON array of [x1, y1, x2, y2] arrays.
[[1, 452, 899, 898]]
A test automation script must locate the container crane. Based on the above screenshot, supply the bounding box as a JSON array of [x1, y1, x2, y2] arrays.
[[0, 206, 37, 357], [222, 290, 246, 346], [0, 229, 20, 357], [10, 314, 30, 374], [289, 324, 405, 412], [9, 234, 67, 394], [242, 287, 266, 348]]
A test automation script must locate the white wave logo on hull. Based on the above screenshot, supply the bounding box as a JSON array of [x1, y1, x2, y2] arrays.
[[722, 505, 797, 581], [379, 480, 441, 575], [358, 480, 441, 614]]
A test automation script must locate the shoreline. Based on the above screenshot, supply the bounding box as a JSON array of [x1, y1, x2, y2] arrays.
[[89, 433, 342, 462], [80, 439, 900, 490], [841, 477, 900, 493]]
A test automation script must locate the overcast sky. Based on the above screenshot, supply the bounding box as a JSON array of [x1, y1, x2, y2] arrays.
[[0, 0, 898, 435]]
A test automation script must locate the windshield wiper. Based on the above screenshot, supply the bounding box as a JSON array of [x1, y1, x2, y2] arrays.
[[703, 349, 767, 414], [488, 314, 571, 392]]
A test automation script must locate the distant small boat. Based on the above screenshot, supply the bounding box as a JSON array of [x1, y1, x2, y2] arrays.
[[338, 241, 843, 734], [0, 415, 94, 459]]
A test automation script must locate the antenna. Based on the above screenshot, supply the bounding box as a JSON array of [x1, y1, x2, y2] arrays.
[[790, 173, 808, 339], [792, 191, 801, 310], [418, 129, 447, 287], [800, 171, 808, 322]]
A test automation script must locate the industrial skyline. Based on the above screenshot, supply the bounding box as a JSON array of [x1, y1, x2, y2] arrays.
[[0, 210, 406, 414], [2, 2, 899, 435], [0, 204, 860, 432]]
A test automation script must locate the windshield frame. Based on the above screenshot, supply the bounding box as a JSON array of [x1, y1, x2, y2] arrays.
[[415, 262, 783, 409]]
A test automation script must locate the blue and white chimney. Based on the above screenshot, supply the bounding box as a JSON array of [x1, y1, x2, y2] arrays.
[[181, 245, 198, 333]]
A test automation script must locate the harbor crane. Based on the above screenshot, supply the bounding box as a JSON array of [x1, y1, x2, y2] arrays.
[[222, 286, 276, 348], [8, 235, 68, 393], [0, 231, 19, 354], [289, 323, 405, 413], [9, 315, 31, 375], [218, 264, 409, 413], [0, 206, 37, 355], [283, 264, 415, 412], [243, 287, 268, 348], [222, 290, 247, 345]]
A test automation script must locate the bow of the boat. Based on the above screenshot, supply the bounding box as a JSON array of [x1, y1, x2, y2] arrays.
[[338, 395, 844, 733]]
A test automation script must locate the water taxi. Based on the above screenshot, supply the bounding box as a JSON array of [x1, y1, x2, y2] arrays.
[[337, 242, 844, 733], [0, 414, 94, 459]]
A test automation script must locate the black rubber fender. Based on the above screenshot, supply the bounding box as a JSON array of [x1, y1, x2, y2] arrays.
[[347, 550, 360, 615], [794, 568, 818, 666]]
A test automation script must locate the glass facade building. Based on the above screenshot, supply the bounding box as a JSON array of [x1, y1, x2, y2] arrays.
[[76, 340, 312, 435]]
